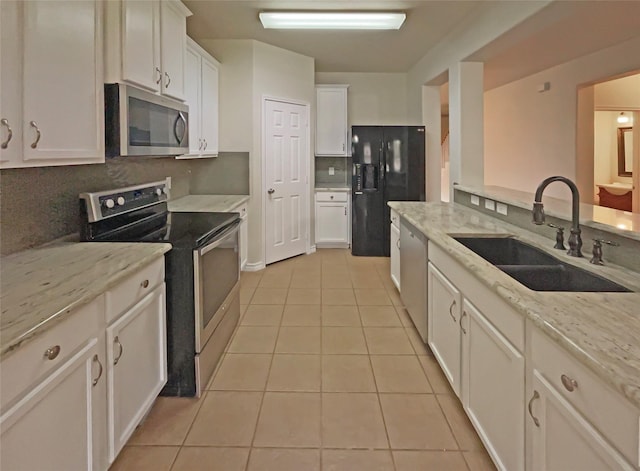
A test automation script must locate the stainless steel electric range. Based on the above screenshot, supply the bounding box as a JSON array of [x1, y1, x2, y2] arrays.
[[79, 179, 240, 397]]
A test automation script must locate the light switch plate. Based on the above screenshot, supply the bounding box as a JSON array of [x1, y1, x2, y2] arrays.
[[485, 199, 496, 211], [497, 203, 508, 215], [471, 195, 480, 206], [328, 167, 335, 175]]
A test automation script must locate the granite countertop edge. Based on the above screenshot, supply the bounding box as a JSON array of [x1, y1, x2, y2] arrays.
[[0, 243, 172, 360], [388, 201, 640, 410]]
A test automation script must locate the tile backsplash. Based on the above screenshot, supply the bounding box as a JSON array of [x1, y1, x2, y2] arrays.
[[0, 152, 250, 255], [315, 157, 351, 186]]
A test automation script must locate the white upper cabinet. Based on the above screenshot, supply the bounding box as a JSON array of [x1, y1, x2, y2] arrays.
[[105, 0, 191, 101], [316, 85, 349, 156], [1, 0, 104, 169], [181, 37, 219, 158]]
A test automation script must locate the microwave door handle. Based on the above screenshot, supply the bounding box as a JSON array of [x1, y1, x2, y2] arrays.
[[174, 112, 187, 144]]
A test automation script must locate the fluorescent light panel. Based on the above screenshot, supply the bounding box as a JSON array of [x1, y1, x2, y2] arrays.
[[259, 12, 406, 30]]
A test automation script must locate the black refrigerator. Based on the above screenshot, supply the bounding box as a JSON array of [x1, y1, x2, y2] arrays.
[[351, 126, 425, 256]]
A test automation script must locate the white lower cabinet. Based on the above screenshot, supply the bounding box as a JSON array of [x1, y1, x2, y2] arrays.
[[315, 191, 350, 247], [428, 242, 525, 470], [390, 220, 400, 290], [462, 299, 524, 471], [0, 299, 107, 471], [427, 262, 462, 395], [238, 203, 249, 270], [0, 258, 167, 470], [106, 285, 167, 463]]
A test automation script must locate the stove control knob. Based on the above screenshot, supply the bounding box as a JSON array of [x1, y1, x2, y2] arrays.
[[117, 196, 125, 206], [156, 188, 163, 196], [104, 199, 115, 209]]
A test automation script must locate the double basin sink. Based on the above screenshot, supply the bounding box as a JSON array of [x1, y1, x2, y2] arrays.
[[454, 237, 631, 293]]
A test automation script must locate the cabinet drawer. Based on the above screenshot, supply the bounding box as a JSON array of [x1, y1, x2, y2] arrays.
[[1, 297, 101, 411], [106, 258, 164, 323], [316, 191, 348, 202], [531, 328, 639, 466]]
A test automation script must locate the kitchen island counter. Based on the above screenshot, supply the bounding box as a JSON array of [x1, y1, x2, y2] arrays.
[[1, 242, 170, 359], [389, 201, 640, 409]]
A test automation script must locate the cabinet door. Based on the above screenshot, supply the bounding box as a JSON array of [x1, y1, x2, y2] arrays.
[[0, 340, 106, 471], [184, 45, 201, 154], [316, 202, 349, 243], [122, 0, 161, 92], [427, 262, 462, 396], [0, 0, 22, 166], [400, 222, 427, 341], [160, 0, 186, 100], [200, 56, 219, 155], [462, 299, 524, 471], [390, 222, 400, 291], [21, 0, 104, 163], [528, 370, 634, 471], [316, 87, 347, 156], [106, 285, 167, 463]]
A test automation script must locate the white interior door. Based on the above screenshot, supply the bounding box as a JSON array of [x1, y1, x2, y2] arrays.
[[264, 99, 308, 265]]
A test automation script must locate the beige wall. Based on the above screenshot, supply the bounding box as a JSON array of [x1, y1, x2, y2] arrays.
[[315, 72, 408, 125], [595, 73, 640, 109], [484, 36, 640, 201]]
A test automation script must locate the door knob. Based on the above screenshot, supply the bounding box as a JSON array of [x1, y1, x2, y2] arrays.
[[267, 188, 275, 195]]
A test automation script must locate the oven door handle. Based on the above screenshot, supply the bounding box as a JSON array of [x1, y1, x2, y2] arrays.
[[198, 220, 241, 256]]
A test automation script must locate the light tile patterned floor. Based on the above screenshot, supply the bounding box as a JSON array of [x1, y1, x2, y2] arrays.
[[111, 249, 496, 471]]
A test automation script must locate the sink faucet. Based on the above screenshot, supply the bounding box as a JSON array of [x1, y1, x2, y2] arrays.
[[532, 176, 583, 257]]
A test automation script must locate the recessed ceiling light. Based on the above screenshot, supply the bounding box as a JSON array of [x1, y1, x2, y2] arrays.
[[617, 112, 630, 124], [259, 12, 406, 30]]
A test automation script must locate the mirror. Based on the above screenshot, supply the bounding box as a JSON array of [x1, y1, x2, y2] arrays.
[[617, 127, 633, 176]]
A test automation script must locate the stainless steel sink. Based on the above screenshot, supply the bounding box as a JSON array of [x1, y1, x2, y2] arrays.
[[454, 237, 631, 293]]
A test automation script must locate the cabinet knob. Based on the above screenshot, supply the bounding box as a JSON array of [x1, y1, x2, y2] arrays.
[[44, 345, 61, 360], [560, 374, 578, 392], [141, 279, 150, 288], [330, 195, 334, 199]]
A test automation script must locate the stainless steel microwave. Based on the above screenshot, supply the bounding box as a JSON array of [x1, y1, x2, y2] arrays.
[[105, 83, 189, 157]]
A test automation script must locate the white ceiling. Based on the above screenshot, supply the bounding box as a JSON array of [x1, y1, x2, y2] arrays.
[[184, 0, 640, 87]]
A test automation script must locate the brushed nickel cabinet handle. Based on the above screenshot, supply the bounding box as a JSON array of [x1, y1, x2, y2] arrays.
[[561, 374, 578, 392], [203, 139, 207, 150], [141, 279, 150, 288], [44, 345, 61, 360], [396, 239, 400, 249], [460, 310, 467, 334], [164, 72, 171, 88], [29, 121, 41, 148], [113, 336, 124, 365], [1, 118, 12, 149], [448, 300, 457, 322], [92, 354, 103, 387], [155, 67, 162, 85], [528, 390, 540, 427]]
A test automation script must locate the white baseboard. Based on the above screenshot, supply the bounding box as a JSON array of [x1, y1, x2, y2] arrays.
[[243, 261, 266, 272], [308, 245, 317, 254], [316, 242, 350, 249]]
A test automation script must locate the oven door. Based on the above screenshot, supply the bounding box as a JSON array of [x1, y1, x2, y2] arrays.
[[193, 220, 241, 353]]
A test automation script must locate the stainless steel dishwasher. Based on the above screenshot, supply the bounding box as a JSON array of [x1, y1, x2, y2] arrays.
[[399, 218, 428, 342]]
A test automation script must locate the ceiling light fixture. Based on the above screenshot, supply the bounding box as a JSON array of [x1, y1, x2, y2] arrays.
[[259, 12, 406, 30], [617, 112, 630, 124]]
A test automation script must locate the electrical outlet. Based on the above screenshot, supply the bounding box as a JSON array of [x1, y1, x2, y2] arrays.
[[497, 203, 508, 215], [328, 167, 335, 175], [485, 199, 496, 211], [471, 195, 480, 206]]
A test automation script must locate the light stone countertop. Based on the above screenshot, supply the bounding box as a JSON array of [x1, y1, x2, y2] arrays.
[[455, 184, 640, 241], [389, 201, 640, 409], [0, 242, 171, 359], [168, 194, 249, 213]]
